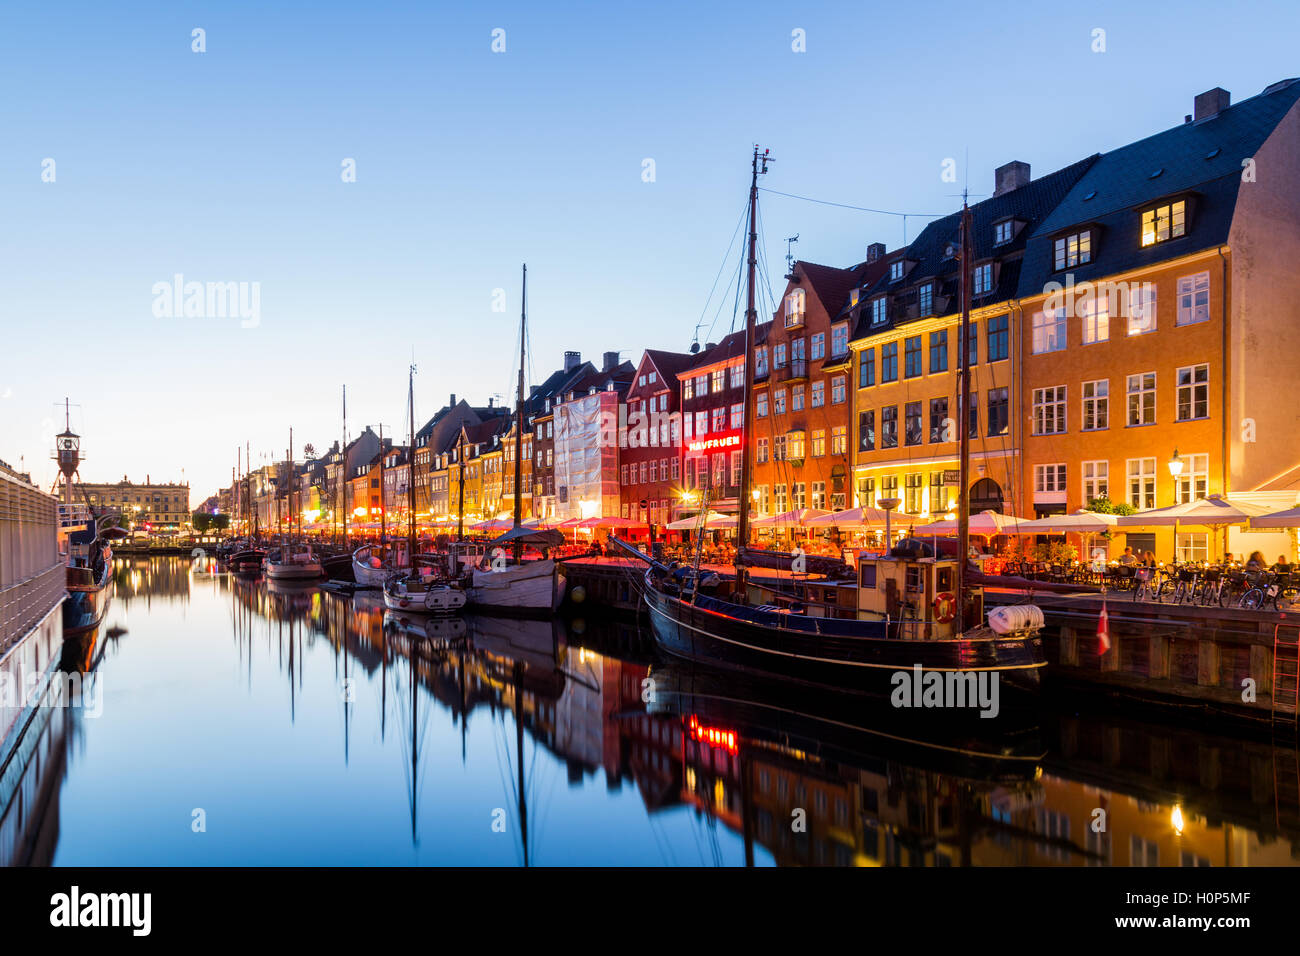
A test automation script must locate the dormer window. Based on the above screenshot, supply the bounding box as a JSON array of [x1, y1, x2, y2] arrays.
[[1141, 200, 1186, 247], [871, 297, 888, 325], [784, 288, 806, 328], [850, 288, 860, 308], [1054, 230, 1092, 270], [973, 263, 993, 296], [994, 220, 1014, 245], [889, 261, 904, 282]]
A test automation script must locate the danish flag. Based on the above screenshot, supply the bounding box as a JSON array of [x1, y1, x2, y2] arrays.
[[1097, 598, 1111, 655]]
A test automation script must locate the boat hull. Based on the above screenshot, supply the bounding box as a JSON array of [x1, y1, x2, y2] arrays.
[[467, 560, 563, 614], [383, 579, 467, 615], [352, 547, 391, 587], [63, 579, 112, 635], [264, 563, 323, 581], [643, 573, 1044, 700]]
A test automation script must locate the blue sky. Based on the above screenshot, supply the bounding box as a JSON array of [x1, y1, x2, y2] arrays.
[[3, 0, 1297, 499]]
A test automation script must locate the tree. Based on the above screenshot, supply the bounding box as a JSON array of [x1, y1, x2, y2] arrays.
[[192, 512, 213, 533], [1085, 496, 1136, 516], [212, 514, 230, 531]]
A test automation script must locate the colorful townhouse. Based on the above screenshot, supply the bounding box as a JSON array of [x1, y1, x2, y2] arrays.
[[621, 348, 696, 528], [680, 329, 753, 517]]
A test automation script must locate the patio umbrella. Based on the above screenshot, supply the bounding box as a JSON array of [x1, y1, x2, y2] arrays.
[[665, 511, 737, 531], [751, 508, 831, 528], [804, 506, 894, 527], [591, 516, 645, 529], [1118, 494, 1277, 561], [471, 517, 515, 532], [1014, 509, 1119, 534], [912, 509, 1033, 536], [1249, 505, 1300, 529]]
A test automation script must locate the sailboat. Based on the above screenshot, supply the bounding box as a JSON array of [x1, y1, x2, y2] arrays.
[[53, 402, 117, 635], [611, 150, 1047, 702], [383, 363, 467, 615], [264, 429, 323, 582], [466, 264, 566, 614]]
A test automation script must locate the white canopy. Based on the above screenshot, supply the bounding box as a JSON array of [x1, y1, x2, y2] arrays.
[[1250, 505, 1300, 529], [751, 508, 831, 528], [1011, 509, 1119, 533], [804, 506, 896, 527], [665, 511, 737, 531], [1117, 495, 1275, 527], [912, 509, 1033, 536]]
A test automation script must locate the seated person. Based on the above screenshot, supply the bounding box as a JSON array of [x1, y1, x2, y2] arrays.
[[1118, 547, 1137, 566], [1271, 555, 1293, 574]]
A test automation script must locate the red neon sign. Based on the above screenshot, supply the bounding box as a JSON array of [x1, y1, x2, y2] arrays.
[[688, 715, 739, 754], [686, 432, 742, 454]]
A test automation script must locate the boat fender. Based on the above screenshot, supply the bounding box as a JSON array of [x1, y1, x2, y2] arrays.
[[987, 604, 1045, 634], [570, 585, 586, 604], [932, 592, 957, 623]]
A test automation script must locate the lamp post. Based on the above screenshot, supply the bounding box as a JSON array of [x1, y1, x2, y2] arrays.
[[879, 497, 901, 553], [1168, 449, 1184, 563]]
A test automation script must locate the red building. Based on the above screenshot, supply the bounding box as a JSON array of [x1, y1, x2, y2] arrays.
[[620, 349, 697, 529]]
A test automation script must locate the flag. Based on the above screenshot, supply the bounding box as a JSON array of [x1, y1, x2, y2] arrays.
[[1097, 598, 1111, 655]]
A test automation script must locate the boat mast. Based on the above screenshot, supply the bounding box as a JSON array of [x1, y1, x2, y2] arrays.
[[734, 145, 771, 594], [289, 427, 295, 544], [956, 201, 973, 628], [456, 427, 466, 541], [408, 363, 417, 560], [378, 423, 386, 554], [513, 263, 527, 562], [341, 385, 348, 548]]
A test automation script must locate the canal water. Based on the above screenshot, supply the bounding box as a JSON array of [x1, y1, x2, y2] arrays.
[[3, 555, 1299, 866]]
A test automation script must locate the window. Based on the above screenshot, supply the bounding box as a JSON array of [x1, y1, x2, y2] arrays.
[[881, 406, 898, 449], [860, 349, 874, 388], [871, 298, 888, 325], [757, 437, 768, 463], [957, 391, 979, 439], [775, 484, 787, 512], [774, 389, 786, 415], [904, 402, 923, 446], [889, 261, 904, 281], [988, 388, 1009, 437], [1175, 452, 1209, 503], [859, 411, 875, 451], [695, 410, 708, 436], [1080, 295, 1109, 344], [756, 393, 768, 418], [831, 324, 848, 357], [1082, 379, 1109, 430], [754, 347, 768, 378], [1131, 835, 1159, 867], [784, 288, 806, 327], [810, 481, 826, 510], [1034, 464, 1067, 494], [904, 474, 923, 513], [929, 330, 948, 373], [1176, 364, 1209, 421], [730, 364, 744, 388], [986, 315, 1008, 362], [810, 332, 825, 360], [973, 263, 993, 295], [1053, 230, 1092, 269], [918, 284, 934, 316], [1032, 309, 1066, 353], [811, 430, 825, 457], [929, 398, 949, 443], [1177, 272, 1210, 326], [1177, 532, 1210, 564], [1082, 460, 1108, 501], [774, 344, 787, 369], [930, 473, 950, 513], [620, 464, 628, 484], [858, 477, 876, 507], [1140, 200, 1185, 247], [710, 369, 724, 393], [831, 376, 846, 404], [881, 342, 898, 382], [830, 426, 847, 455], [904, 336, 922, 377], [1127, 284, 1157, 335], [792, 385, 805, 412], [994, 220, 1013, 245], [730, 402, 744, 428], [1127, 458, 1156, 510], [811, 380, 825, 407], [964, 319, 978, 367], [793, 482, 806, 509], [1127, 372, 1156, 426], [1032, 386, 1067, 435]]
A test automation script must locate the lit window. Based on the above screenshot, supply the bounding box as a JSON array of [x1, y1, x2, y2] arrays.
[[973, 263, 993, 295], [1140, 200, 1186, 246], [1176, 364, 1209, 421], [784, 288, 806, 327], [994, 220, 1013, 245], [1127, 372, 1156, 426], [1032, 309, 1066, 353], [1127, 284, 1157, 335], [1176, 272, 1210, 325], [1053, 231, 1092, 269]]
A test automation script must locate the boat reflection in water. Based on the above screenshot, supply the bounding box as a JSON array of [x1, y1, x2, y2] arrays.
[[5, 557, 1300, 866]]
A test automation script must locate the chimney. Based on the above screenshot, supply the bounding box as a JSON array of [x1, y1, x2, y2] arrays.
[[602, 350, 620, 372], [866, 242, 886, 263], [993, 161, 1031, 197], [1194, 87, 1230, 121], [564, 350, 581, 373], [450, 393, 456, 407]]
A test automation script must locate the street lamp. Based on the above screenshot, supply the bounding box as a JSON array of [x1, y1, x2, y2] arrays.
[[879, 497, 901, 552], [1168, 449, 1184, 562]]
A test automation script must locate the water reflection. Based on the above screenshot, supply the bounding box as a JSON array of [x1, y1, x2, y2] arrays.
[[1, 557, 1297, 865]]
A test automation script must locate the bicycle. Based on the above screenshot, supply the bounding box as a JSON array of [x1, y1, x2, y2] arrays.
[[1197, 567, 1226, 607], [1171, 565, 1199, 605], [1132, 566, 1159, 602]]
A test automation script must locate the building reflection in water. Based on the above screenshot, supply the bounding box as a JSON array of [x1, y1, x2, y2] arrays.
[[2, 557, 1299, 865]]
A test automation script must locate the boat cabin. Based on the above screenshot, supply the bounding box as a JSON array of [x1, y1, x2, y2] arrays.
[[856, 551, 984, 639]]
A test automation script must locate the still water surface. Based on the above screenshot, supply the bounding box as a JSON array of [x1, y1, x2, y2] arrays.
[[4, 556, 1299, 866]]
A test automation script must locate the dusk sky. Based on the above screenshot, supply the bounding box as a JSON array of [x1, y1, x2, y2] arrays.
[[3, 0, 1298, 500]]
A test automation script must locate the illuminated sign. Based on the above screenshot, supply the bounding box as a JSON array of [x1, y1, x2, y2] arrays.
[[686, 432, 742, 454], [688, 715, 738, 754]]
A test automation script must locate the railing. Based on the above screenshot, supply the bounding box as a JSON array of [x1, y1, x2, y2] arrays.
[[0, 564, 64, 658], [775, 359, 808, 383]]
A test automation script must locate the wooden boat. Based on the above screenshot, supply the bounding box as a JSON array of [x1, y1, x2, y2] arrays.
[[228, 548, 266, 575], [352, 544, 392, 586], [51, 405, 115, 636], [264, 544, 323, 581], [383, 571, 466, 615]]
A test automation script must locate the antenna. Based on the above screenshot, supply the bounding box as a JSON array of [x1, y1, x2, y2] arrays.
[[784, 234, 799, 278]]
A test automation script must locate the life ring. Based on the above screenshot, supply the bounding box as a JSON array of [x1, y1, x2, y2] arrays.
[[933, 592, 957, 623]]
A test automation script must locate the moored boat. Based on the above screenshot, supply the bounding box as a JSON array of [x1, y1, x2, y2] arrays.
[[264, 544, 323, 581], [383, 571, 466, 615]]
